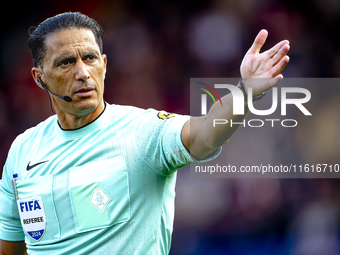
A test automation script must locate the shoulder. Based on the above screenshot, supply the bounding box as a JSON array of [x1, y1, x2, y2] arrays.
[[107, 103, 184, 121], [104, 103, 189, 136], [104, 104, 168, 128], [10, 115, 57, 153]]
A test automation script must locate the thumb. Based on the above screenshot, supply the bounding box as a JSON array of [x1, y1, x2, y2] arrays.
[[268, 74, 283, 88], [247, 29, 268, 55]]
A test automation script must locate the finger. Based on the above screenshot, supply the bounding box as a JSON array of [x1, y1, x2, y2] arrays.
[[247, 29, 268, 55], [264, 40, 290, 59], [272, 44, 290, 66], [271, 55, 290, 77]]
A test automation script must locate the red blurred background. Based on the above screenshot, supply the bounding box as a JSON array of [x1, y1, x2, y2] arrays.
[[1, 0, 340, 254]]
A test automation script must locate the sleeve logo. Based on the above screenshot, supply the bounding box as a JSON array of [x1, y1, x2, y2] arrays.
[[157, 111, 177, 120]]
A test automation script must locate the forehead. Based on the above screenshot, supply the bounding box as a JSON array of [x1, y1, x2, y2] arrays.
[[44, 28, 100, 58]]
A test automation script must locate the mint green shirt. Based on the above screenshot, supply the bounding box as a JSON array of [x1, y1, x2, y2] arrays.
[[0, 103, 220, 254]]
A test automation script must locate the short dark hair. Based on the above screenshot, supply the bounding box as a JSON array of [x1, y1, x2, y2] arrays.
[[28, 12, 104, 67]]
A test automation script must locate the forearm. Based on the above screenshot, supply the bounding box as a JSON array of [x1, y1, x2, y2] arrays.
[[187, 93, 249, 159], [0, 240, 27, 255], [207, 93, 249, 145]]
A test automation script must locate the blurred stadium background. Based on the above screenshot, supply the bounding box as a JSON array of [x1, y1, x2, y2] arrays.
[[1, 0, 340, 254]]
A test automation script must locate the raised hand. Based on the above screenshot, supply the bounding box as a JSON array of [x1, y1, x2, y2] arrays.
[[240, 29, 290, 95]]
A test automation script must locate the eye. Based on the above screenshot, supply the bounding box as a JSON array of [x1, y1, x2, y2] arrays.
[[57, 58, 76, 67], [84, 54, 97, 61]]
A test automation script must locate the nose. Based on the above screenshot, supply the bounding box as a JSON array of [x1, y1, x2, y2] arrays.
[[74, 60, 90, 81]]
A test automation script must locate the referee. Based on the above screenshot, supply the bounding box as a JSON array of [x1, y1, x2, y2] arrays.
[[0, 12, 289, 254]]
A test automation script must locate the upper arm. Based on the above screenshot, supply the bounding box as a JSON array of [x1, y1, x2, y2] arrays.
[[0, 140, 25, 244], [180, 118, 190, 152], [135, 110, 193, 174], [0, 240, 27, 255]]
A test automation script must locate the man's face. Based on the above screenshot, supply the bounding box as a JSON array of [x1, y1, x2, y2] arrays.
[[35, 28, 107, 117]]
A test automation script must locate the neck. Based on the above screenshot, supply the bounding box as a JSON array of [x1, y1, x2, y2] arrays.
[[56, 101, 105, 130]]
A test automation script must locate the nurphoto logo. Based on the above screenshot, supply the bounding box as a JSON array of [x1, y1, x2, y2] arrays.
[[197, 82, 312, 128]]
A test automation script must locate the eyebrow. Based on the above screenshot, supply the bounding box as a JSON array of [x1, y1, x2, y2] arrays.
[[53, 50, 100, 67]]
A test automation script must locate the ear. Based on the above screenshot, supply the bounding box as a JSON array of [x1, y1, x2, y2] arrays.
[[31, 67, 44, 90], [102, 54, 107, 79]]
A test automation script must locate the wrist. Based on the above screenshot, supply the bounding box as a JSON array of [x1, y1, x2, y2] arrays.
[[237, 79, 266, 103]]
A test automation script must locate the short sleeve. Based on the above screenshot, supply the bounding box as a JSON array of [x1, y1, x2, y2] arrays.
[[0, 140, 25, 241], [135, 110, 221, 175]]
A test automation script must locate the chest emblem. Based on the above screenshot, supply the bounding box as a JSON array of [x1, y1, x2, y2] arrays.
[[90, 188, 111, 212]]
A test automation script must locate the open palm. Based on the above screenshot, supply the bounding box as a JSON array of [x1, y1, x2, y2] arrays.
[[240, 29, 290, 95]]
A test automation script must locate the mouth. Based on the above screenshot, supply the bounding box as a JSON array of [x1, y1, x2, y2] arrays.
[[74, 87, 95, 97]]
